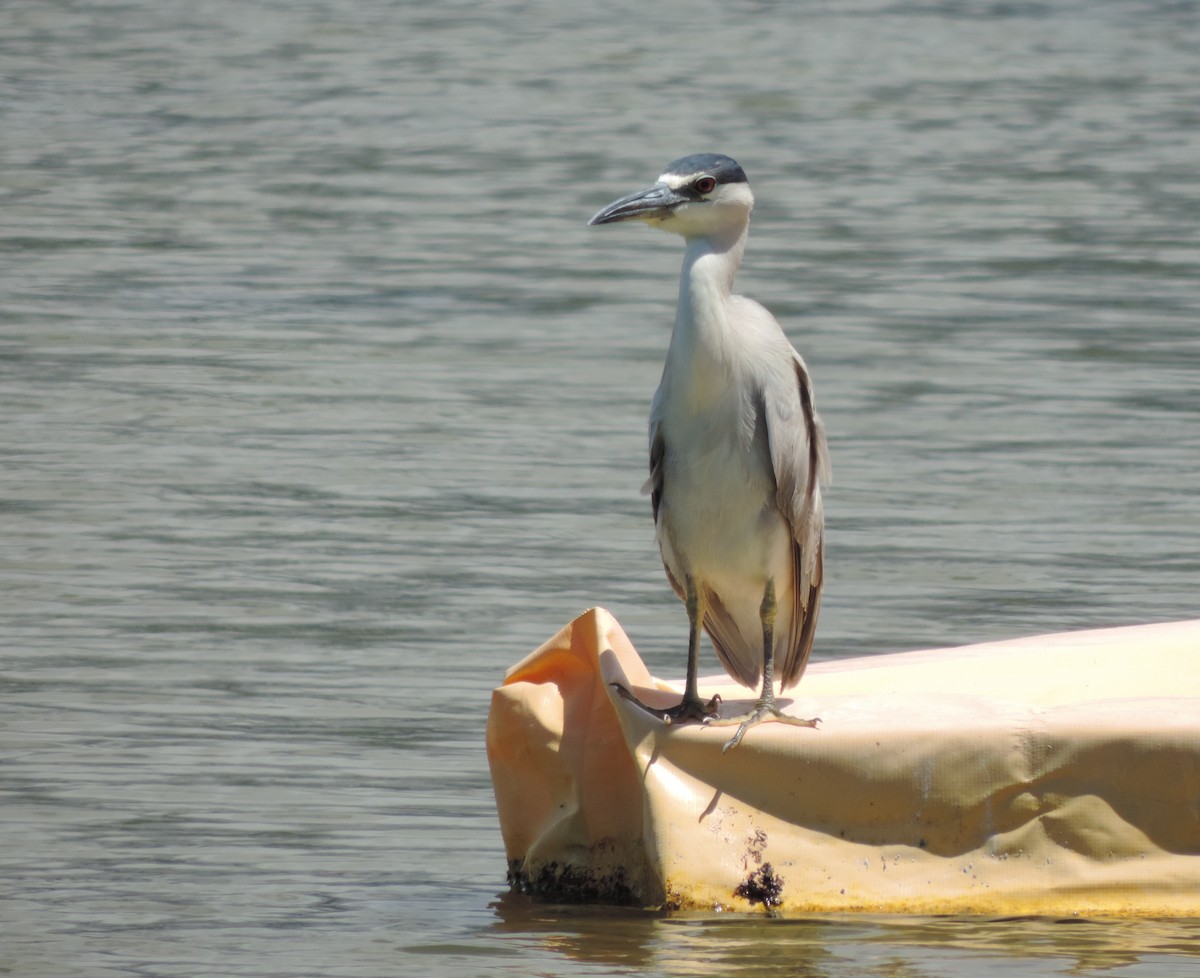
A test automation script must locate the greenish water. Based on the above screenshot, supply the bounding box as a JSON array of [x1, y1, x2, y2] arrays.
[[2, 0, 1198, 975]]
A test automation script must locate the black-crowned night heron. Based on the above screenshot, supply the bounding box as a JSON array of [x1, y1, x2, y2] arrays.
[[589, 153, 830, 751]]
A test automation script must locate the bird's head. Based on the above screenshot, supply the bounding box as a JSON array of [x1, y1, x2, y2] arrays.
[[588, 153, 754, 241]]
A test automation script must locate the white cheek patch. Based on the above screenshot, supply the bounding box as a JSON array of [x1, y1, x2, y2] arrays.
[[715, 183, 754, 208], [660, 172, 700, 191]]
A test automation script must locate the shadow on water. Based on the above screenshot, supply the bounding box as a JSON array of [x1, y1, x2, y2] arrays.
[[487, 890, 1200, 977]]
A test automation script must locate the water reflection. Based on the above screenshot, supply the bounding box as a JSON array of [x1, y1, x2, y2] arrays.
[[490, 892, 1200, 977], [489, 893, 661, 971]]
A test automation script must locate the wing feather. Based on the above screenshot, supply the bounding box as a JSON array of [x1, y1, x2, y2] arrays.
[[765, 352, 830, 689]]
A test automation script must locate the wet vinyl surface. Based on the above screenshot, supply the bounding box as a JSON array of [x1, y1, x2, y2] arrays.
[[2, 1, 1200, 975]]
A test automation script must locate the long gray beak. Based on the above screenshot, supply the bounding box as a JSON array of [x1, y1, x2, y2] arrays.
[[588, 183, 688, 226]]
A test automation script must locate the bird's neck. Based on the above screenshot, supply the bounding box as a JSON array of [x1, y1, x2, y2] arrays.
[[673, 223, 748, 356]]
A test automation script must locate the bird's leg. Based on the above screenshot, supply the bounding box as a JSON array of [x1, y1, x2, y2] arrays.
[[672, 575, 724, 722], [610, 574, 721, 725], [711, 579, 819, 751]]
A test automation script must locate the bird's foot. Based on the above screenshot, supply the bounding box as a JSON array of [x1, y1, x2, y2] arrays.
[[710, 702, 820, 752], [610, 683, 722, 725]]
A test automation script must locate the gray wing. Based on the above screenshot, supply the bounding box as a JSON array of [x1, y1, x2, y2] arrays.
[[764, 350, 831, 689], [644, 401, 686, 603], [645, 415, 665, 526]]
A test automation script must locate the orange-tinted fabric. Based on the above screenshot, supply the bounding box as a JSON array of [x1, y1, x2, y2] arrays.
[[487, 608, 1200, 914]]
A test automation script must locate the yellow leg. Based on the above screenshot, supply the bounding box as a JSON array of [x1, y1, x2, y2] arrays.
[[711, 579, 819, 751]]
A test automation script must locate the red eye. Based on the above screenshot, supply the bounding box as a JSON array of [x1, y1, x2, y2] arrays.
[[694, 176, 717, 194]]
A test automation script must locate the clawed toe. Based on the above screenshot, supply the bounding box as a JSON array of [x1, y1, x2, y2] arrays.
[[663, 692, 722, 725], [712, 704, 820, 752], [610, 682, 721, 724], [611, 681, 818, 750]]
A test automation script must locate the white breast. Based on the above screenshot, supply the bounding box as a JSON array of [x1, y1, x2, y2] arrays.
[[653, 351, 792, 601]]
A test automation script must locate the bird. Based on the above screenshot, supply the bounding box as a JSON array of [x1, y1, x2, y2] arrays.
[[589, 153, 830, 751]]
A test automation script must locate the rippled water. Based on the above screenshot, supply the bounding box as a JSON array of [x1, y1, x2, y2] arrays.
[[3, 1, 1199, 975]]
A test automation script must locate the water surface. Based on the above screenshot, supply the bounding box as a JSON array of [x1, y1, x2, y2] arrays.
[[2, 1, 1199, 975]]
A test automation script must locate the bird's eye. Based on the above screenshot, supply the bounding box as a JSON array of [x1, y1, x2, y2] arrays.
[[694, 176, 717, 194]]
